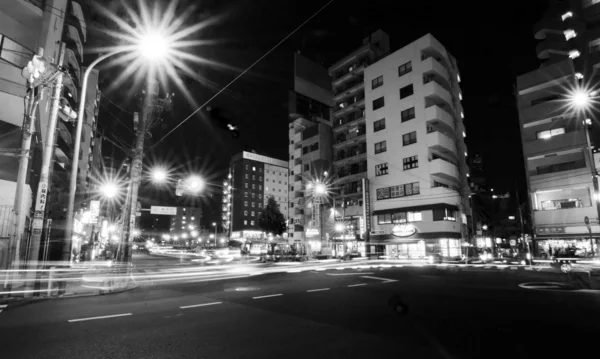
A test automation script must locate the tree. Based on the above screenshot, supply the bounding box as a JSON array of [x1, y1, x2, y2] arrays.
[[258, 196, 286, 236]]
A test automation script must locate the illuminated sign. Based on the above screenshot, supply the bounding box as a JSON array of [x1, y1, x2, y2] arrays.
[[362, 178, 371, 241], [242, 151, 288, 168], [306, 228, 320, 237], [391, 224, 416, 237], [150, 206, 177, 215]]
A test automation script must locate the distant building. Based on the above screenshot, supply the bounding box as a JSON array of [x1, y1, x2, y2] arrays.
[[364, 34, 470, 258], [169, 207, 202, 236], [227, 151, 289, 241]]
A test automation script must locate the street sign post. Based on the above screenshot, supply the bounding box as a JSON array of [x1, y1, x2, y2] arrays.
[[150, 206, 177, 215]]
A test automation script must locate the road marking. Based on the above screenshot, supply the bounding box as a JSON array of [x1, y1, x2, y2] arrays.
[[180, 301, 222, 309], [68, 313, 132, 323], [307, 288, 330, 292], [253, 293, 283, 299], [0, 304, 7, 308], [348, 283, 367, 287], [361, 275, 398, 283], [186, 274, 250, 283], [326, 272, 374, 276]]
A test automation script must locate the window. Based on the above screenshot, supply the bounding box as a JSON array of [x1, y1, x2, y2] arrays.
[[245, 174, 248, 179], [251, 220, 255, 225], [246, 165, 248, 169], [252, 175, 255, 180], [245, 192, 248, 197], [259, 185, 262, 190], [403, 155, 418, 170], [373, 97, 385, 110], [401, 107, 415, 122], [378, 213, 392, 224], [252, 184, 256, 189], [0, 35, 31, 68], [245, 183, 248, 188], [376, 182, 419, 200], [402, 131, 417, 146], [258, 203, 262, 208], [375, 163, 388, 176], [252, 193, 255, 198], [259, 194, 262, 199], [374, 141, 387, 154], [259, 176, 262, 181], [251, 211, 255, 216], [244, 201, 248, 206], [400, 84, 414, 99], [407, 211, 422, 222], [398, 61, 412, 76], [244, 220, 247, 225], [433, 207, 456, 221], [374, 118, 386, 132], [372, 75, 383, 89], [252, 202, 255, 207], [404, 182, 420, 195], [244, 210, 248, 216], [304, 164, 310, 171], [252, 166, 256, 171], [392, 212, 406, 223], [536, 127, 565, 139], [390, 185, 404, 197]]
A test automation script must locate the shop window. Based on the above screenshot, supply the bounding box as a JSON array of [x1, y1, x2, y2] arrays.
[[433, 207, 456, 221]]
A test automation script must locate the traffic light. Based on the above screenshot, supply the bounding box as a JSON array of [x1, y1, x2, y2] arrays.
[[205, 106, 240, 138]]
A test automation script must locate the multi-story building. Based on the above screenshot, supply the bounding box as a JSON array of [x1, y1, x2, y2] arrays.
[[228, 151, 288, 241], [288, 53, 333, 247], [169, 207, 202, 235], [327, 30, 390, 253], [364, 34, 470, 258], [515, 0, 600, 256], [0, 0, 88, 266]]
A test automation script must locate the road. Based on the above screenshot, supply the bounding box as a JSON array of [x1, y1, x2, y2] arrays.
[[1, 265, 598, 358]]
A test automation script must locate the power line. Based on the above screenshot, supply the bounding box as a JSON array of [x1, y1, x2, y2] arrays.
[[98, 102, 134, 133], [101, 92, 134, 114], [149, 0, 336, 149]]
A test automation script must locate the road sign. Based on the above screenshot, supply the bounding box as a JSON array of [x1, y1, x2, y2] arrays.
[[150, 206, 177, 215]]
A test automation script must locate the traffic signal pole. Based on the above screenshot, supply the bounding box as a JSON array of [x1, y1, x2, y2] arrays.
[[24, 43, 66, 297]]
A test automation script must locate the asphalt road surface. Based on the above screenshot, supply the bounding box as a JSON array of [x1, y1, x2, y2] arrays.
[[1, 266, 598, 358]]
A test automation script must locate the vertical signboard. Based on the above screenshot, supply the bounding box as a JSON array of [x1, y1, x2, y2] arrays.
[[362, 178, 371, 242], [32, 182, 48, 235]]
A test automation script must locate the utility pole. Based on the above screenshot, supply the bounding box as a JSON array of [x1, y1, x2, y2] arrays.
[[123, 81, 158, 263], [24, 43, 66, 297], [11, 47, 45, 273]]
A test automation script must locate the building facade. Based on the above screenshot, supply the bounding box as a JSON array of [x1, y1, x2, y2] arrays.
[[516, 0, 600, 256], [364, 34, 470, 258], [0, 0, 88, 266], [327, 30, 390, 253], [228, 151, 289, 241], [288, 53, 333, 246]]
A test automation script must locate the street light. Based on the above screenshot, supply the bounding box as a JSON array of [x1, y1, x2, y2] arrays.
[[99, 182, 119, 199], [186, 175, 205, 194], [212, 222, 217, 247], [150, 166, 169, 184]]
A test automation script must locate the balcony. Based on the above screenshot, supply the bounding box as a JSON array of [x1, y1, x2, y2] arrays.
[[333, 79, 364, 101], [422, 57, 450, 87], [430, 159, 459, 183], [68, 1, 87, 42], [423, 81, 452, 109], [331, 57, 370, 85], [523, 130, 586, 156], [420, 35, 449, 67], [65, 25, 84, 62], [333, 128, 366, 148], [534, 206, 597, 226], [535, 37, 568, 60], [427, 131, 457, 158], [425, 105, 455, 133], [334, 146, 367, 162], [519, 100, 566, 126], [333, 110, 365, 131], [333, 96, 365, 117]]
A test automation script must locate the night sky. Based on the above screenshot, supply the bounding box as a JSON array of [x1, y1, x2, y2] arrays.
[[92, 0, 549, 229]]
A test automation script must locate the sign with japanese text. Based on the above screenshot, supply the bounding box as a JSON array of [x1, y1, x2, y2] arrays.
[[150, 206, 177, 215], [535, 226, 565, 235], [362, 178, 371, 241]]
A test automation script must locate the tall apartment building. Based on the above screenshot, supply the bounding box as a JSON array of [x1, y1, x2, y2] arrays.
[[328, 30, 390, 253], [227, 151, 289, 241], [364, 34, 470, 258], [0, 0, 89, 265], [288, 53, 333, 246], [516, 0, 600, 256]]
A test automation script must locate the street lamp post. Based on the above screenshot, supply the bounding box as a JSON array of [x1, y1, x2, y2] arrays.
[[212, 222, 217, 247]]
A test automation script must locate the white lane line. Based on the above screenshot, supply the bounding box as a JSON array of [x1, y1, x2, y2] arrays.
[[348, 283, 367, 287], [0, 304, 7, 308], [180, 301, 222, 309], [361, 275, 398, 283], [253, 293, 283, 299], [68, 313, 132, 323], [326, 272, 374, 276], [307, 288, 330, 292], [186, 274, 251, 283]]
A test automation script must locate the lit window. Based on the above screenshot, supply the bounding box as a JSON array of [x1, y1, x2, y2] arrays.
[[564, 29, 576, 40], [244, 201, 248, 206], [569, 50, 580, 59], [463, 131, 466, 138], [575, 72, 584, 80], [561, 11, 573, 21], [464, 152, 468, 157], [251, 211, 255, 216], [244, 210, 248, 216], [244, 220, 247, 225], [253, 166, 256, 171], [457, 73, 461, 82], [251, 220, 255, 225], [461, 111, 464, 118], [536, 127, 565, 139], [459, 92, 463, 100], [191, 216, 194, 220]]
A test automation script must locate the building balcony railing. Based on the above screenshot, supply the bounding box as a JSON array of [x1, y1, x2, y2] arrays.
[[523, 130, 586, 157], [334, 147, 366, 162], [333, 79, 364, 100], [422, 56, 450, 88], [333, 129, 366, 147], [534, 206, 597, 227], [333, 110, 365, 130], [425, 105, 455, 133], [423, 81, 452, 110], [331, 57, 370, 84], [333, 96, 366, 117], [430, 159, 459, 183], [427, 130, 457, 158]]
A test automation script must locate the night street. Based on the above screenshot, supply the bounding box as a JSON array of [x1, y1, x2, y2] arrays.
[[1, 266, 598, 359]]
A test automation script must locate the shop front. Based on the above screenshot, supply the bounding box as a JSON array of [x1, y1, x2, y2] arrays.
[[370, 223, 462, 259], [534, 236, 598, 257]]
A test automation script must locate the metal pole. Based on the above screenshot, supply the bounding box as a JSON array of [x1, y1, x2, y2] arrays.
[[63, 50, 123, 262], [24, 43, 66, 297], [214, 225, 217, 247], [584, 124, 598, 257]]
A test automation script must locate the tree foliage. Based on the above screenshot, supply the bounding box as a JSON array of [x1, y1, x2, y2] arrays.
[[258, 196, 286, 236]]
